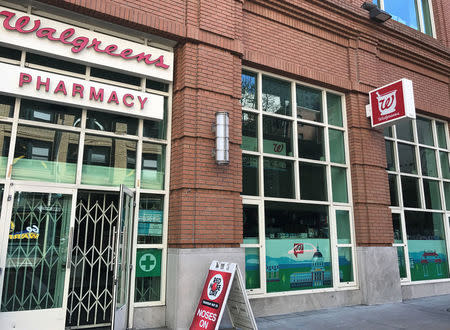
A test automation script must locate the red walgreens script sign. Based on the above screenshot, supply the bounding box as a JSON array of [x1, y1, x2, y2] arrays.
[[368, 78, 415, 128], [190, 265, 234, 330]]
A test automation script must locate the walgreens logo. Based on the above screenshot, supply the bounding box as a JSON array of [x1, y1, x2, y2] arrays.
[[0, 9, 169, 69]]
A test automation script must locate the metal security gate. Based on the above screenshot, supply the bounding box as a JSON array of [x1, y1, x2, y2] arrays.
[[0, 184, 76, 330], [66, 192, 119, 330]]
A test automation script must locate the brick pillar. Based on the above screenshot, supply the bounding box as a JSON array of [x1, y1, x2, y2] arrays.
[[166, 2, 245, 327], [168, 42, 243, 249]]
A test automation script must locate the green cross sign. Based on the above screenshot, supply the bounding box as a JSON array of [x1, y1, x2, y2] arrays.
[[140, 253, 156, 272], [136, 249, 161, 278]]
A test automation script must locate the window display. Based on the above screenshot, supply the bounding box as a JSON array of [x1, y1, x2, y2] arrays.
[[385, 117, 450, 282], [241, 69, 354, 294]]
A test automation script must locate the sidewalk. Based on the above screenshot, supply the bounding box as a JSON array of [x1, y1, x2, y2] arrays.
[[148, 294, 450, 329], [255, 294, 450, 330]]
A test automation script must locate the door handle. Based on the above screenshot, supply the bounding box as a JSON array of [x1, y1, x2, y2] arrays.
[[110, 226, 117, 272], [66, 227, 74, 269]]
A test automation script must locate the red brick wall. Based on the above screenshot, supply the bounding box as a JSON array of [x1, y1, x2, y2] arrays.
[[37, 0, 450, 248]]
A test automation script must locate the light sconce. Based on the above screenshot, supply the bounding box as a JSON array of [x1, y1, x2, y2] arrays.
[[213, 112, 229, 165], [361, 2, 392, 23]]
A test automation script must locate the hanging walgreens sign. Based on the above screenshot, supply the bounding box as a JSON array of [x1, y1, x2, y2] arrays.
[[366, 78, 416, 128], [0, 6, 173, 82], [0, 62, 163, 120]]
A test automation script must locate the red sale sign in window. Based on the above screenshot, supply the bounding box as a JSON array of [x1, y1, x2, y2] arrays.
[[366, 78, 415, 128]]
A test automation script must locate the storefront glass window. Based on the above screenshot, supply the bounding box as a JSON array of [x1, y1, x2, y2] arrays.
[[385, 140, 395, 171], [82, 135, 136, 187], [241, 70, 353, 293], [326, 93, 343, 127], [262, 76, 291, 116], [86, 110, 138, 135], [445, 182, 450, 211], [398, 143, 417, 174], [392, 213, 407, 278], [384, 126, 393, 138], [12, 125, 78, 183], [397, 246, 408, 278], [143, 97, 168, 140], [388, 174, 399, 206], [392, 213, 403, 244], [336, 210, 351, 244], [264, 157, 294, 198], [137, 195, 164, 244], [0, 123, 11, 177], [405, 211, 449, 281], [20, 99, 81, 127], [338, 247, 353, 282], [146, 79, 169, 92], [386, 118, 450, 283], [297, 85, 322, 122], [417, 118, 434, 146], [331, 166, 348, 203], [329, 129, 345, 164], [243, 155, 259, 196], [243, 205, 261, 290], [245, 248, 261, 290], [420, 147, 437, 177], [26, 52, 86, 74], [401, 176, 420, 208], [1, 192, 72, 311], [0, 95, 14, 118], [265, 202, 331, 292], [299, 163, 327, 201], [91, 67, 141, 86], [242, 71, 257, 109], [134, 248, 162, 302], [436, 122, 447, 149], [141, 143, 165, 190], [440, 152, 450, 179], [242, 112, 258, 152], [423, 179, 441, 210], [298, 123, 324, 160], [396, 120, 414, 142], [244, 205, 259, 244], [0, 45, 21, 61], [263, 116, 293, 156]]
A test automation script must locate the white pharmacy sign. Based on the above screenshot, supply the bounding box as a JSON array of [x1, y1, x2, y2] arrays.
[[0, 62, 164, 120]]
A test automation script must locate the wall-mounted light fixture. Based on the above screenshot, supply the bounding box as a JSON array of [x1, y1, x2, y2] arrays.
[[213, 112, 229, 165], [361, 2, 392, 23]]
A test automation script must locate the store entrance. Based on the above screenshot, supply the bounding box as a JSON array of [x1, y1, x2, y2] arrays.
[[0, 186, 133, 330], [65, 187, 133, 330], [65, 191, 118, 330], [0, 184, 77, 330]]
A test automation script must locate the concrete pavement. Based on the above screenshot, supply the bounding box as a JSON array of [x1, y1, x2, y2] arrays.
[[255, 294, 450, 330], [147, 294, 450, 329]]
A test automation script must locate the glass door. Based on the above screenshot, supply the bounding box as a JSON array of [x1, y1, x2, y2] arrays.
[[0, 184, 76, 330], [112, 185, 134, 330]]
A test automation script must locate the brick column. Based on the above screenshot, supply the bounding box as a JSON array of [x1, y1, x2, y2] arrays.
[[166, 1, 245, 327], [168, 42, 243, 249]]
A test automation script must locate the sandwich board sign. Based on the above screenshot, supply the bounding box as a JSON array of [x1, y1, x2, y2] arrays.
[[366, 78, 416, 128], [190, 261, 258, 330]]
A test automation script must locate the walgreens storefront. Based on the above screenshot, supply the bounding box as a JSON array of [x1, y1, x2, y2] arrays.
[[0, 4, 173, 330]]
